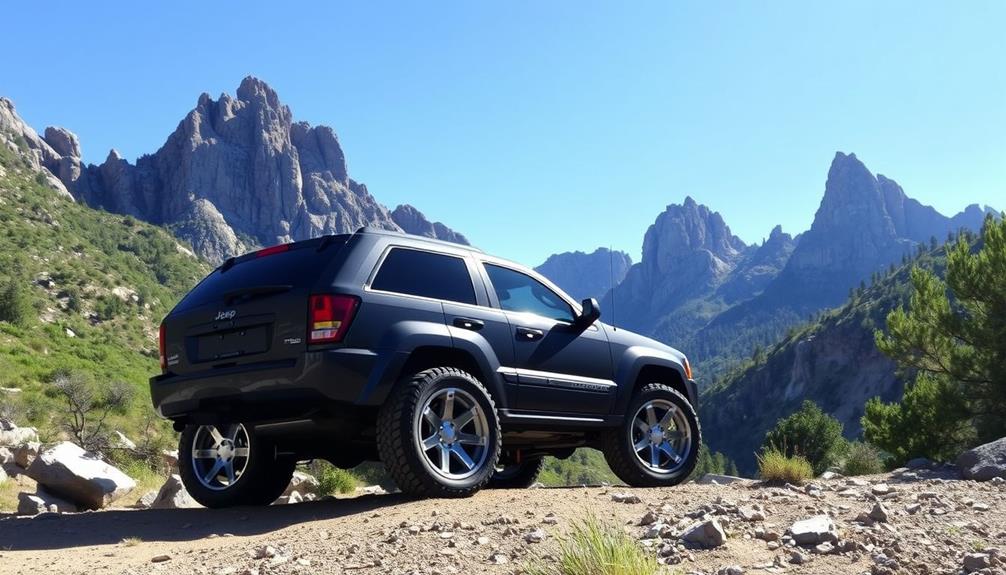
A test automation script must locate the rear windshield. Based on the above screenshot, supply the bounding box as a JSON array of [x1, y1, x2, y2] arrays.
[[174, 240, 344, 312]]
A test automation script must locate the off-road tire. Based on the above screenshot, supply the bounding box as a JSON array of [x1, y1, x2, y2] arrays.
[[178, 424, 295, 508], [488, 457, 545, 489], [601, 384, 700, 487], [376, 367, 501, 498]]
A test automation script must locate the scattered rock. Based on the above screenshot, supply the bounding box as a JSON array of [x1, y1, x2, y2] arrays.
[[488, 552, 509, 565], [639, 510, 659, 526], [150, 555, 171, 563], [611, 492, 642, 504], [26, 442, 136, 510], [905, 503, 921, 514], [284, 471, 320, 497], [524, 529, 547, 543], [0, 446, 12, 465], [150, 474, 200, 509], [681, 519, 727, 549], [962, 552, 990, 573], [13, 442, 40, 468], [958, 437, 1006, 481], [871, 483, 894, 496], [869, 502, 890, 523], [716, 566, 744, 575], [788, 515, 838, 546], [136, 490, 158, 509], [738, 505, 765, 522], [790, 550, 809, 564]]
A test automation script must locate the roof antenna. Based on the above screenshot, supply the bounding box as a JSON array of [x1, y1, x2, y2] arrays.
[[609, 246, 617, 331]]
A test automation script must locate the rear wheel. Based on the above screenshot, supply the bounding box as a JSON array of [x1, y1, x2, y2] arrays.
[[601, 384, 700, 487], [489, 457, 545, 489], [377, 367, 501, 497], [178, 423, 295, 508]]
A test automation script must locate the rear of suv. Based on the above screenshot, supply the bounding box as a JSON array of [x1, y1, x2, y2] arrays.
[[152, 228, 700, 506]]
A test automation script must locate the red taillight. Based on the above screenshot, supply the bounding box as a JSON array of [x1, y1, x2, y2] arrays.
[[255, 243, 290, 258], [308, 294, 359, 344], [158, 322, 167, 371]]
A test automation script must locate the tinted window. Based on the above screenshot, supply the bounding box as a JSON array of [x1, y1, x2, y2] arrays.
[[484, 264, 574, 322], [175, 244, 342, 312], [372, 248, 476, 305]]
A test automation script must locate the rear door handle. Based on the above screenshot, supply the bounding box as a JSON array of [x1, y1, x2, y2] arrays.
[[452, 317, 485, 331], [515, 326, 544, 341]]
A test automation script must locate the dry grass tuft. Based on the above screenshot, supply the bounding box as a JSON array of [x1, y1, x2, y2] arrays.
[[757, 448, 814, 484]]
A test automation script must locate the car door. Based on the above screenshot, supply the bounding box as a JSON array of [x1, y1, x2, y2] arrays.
[[480, 262, 615, 415]]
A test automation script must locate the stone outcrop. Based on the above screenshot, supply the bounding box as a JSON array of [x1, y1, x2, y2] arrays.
[[25, 441, 136, 510], [957, 437, 1006, 481], [535, 247, 631, 302], [0, 419, 38, 447]]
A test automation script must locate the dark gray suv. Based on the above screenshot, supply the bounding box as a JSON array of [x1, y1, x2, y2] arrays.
[[152, 228, 700, 506]]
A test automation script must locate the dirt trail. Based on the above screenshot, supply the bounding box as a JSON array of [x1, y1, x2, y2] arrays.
[[0, 468, 1003, 575]]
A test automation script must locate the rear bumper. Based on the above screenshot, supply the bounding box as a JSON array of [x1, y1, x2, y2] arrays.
[[150, 348, 395, 423]]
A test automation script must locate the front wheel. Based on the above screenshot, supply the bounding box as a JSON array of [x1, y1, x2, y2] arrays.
[[601, 384, 700, 487], [178, 423, 295, 508], [376, 367, 501, 498]]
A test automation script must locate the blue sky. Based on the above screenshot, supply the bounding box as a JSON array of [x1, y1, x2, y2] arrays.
[[3, 1, 1003, 265]]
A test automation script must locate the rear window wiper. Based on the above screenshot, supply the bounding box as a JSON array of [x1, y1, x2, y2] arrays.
[[222, 284, 293, 305]]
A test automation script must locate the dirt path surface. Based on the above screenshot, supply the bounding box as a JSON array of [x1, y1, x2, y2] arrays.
[[1, 468, 1003, 575]]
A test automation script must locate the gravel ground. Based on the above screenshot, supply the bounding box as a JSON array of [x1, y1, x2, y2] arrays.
[[0, 467, 1003, 575]]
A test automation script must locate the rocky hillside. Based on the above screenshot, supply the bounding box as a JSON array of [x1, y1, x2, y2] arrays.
[[0, 103, 208, 441], [534, 247, 631, 301], [6, 78, 465, 264], [700, 244, 953, 474]]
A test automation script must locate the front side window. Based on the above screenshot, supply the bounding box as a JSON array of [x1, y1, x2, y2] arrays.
[[484, 263, 574, 322], [372, 248, 477, 305]]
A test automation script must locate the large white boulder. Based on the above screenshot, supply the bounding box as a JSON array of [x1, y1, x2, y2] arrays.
[[150, 474, 200, 509], [25, 441, 136, 510], [958, 437, 1006, 481]]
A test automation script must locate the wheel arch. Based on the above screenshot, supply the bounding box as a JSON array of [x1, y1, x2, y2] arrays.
[[614, 350, 697, 415]]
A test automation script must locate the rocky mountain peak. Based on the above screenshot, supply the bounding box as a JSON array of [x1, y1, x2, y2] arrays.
[[641, 198, 746, 279], [24, 78, 465, 263]]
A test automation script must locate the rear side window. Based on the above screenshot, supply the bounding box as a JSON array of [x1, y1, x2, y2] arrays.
[[371, 248, 476, 305]]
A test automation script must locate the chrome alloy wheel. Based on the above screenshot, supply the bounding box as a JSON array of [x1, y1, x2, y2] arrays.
[[415, 387, 490, 480], [191, 424, 251, 491], [630, 399, 691, 474]]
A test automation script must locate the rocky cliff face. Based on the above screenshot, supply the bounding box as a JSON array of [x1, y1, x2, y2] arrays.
[[0, 98, 74, 198], [13, 78, 465, 263], [534, 248, 631, 302]]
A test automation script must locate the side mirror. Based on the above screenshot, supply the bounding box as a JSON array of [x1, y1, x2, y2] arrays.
[[575, 297, 601, 328]]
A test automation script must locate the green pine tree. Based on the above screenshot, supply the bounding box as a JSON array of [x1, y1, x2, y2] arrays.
[[866, 214, 1006, 461]]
